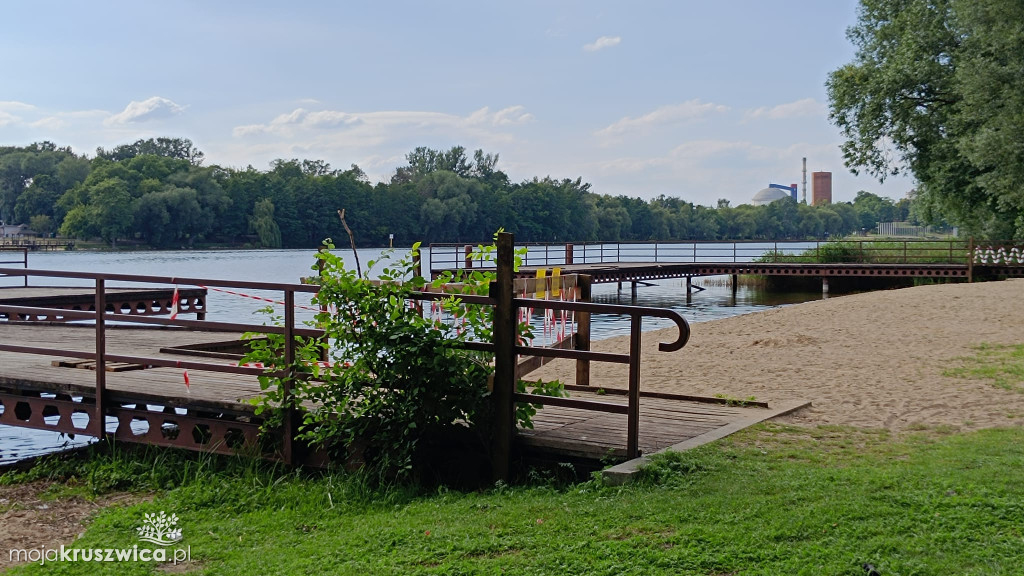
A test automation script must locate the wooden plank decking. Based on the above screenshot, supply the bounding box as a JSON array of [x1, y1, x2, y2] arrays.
[[0, 324, 260, 414], [0, 323, 807, 463], [522, 388, 808, 459]]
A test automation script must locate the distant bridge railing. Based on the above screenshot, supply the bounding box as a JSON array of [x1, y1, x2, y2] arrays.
[[429, 239, 985, 274], [0, 237, 74, 251]]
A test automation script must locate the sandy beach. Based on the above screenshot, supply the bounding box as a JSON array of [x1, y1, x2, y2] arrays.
[[531, 279, 1024, 432]]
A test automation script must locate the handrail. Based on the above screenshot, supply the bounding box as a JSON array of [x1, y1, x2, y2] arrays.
[[0, 266, 318, 463], [0, 248, 28, 286], [428, 239, 984, 274]]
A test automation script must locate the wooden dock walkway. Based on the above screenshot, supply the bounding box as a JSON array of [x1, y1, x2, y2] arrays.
[[0, 323, 805, 468], [0, 240, 803, 479]]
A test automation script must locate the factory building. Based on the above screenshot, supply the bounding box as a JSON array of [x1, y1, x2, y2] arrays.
[[812, 172, 832, 205]]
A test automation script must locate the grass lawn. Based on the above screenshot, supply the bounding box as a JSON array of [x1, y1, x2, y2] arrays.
[[4, 423, 1024, 575]]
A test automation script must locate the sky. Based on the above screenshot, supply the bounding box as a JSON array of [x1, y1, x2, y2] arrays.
[[0, 0, 915, 207]]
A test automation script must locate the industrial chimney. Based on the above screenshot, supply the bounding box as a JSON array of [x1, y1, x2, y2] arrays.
[[802, 157, 807, 204]]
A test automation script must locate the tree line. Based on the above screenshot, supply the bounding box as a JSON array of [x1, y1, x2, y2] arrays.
[[1, 139, 913, 249]]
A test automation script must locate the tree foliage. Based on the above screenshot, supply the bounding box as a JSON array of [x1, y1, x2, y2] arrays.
[[828, 0, 1024, 238], [3, 140, 915, 246]]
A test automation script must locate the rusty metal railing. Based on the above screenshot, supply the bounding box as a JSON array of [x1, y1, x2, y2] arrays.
[[0, 248, 28, 287], [429, 239, 984, 274], [0, 248, 690, 474]]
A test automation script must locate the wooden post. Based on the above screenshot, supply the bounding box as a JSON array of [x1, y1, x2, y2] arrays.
[[464, 245, 473, 270], [318, 244, 329, 360], [967, 237, 974, 283], [491, 232, 516, 481], [565, 243, 573, 266], [94, 279, 107, 440], [626, 315, 642, 459], [731, 274, 738, 296], [282, 290, 296, 465], [575, 274, 592, 387], [685, 276, 692, 295]]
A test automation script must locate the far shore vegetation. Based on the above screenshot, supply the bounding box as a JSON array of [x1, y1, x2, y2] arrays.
[[3, 139, 923, 251]]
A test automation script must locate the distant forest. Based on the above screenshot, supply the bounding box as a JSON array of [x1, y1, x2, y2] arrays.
[[0, 138, 914, 249]]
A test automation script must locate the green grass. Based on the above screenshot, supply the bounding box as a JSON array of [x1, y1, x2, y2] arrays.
[[946, 343, 1024, 393], [6, 425, 1024, 575]]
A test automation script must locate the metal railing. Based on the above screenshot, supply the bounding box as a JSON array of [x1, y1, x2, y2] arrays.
[[0, 248, 28, 286], [429, 239, 982, 273], [0, 266, 320, 463], [0, 249, 691, 473], [0, 238, 74, 250]]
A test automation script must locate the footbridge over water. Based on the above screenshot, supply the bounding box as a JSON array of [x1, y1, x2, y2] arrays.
[[430, 239, 1024, 295]]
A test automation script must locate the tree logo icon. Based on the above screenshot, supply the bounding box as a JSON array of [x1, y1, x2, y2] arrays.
[[136, 511, 183, 546]]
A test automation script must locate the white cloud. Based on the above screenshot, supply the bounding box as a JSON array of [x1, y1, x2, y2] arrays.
[[233, 105, 533, 138], [596, 100, 730, 138], [104, 97, 185, 125], [30, 117, 68, 130], [0, 101, 35, 112], [583, 36, 621, 52], [745, 98, 826, 121], [0, 101, 34, 126], [0, 111, 19, 127], [222, 104, 535, 181]]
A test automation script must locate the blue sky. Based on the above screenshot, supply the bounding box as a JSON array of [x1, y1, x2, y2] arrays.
[[0, 0, 914, 206]]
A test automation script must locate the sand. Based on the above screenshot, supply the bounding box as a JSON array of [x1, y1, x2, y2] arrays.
[[531, 279, 1024, 432]]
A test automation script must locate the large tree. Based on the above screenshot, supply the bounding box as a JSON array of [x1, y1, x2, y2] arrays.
[[828, 0, 1024, 238]]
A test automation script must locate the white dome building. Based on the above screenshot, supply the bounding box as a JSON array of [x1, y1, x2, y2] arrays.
[[750, 187, 792, 206]]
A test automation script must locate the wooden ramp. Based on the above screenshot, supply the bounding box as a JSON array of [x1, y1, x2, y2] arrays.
[[519, 387, 809, 462]]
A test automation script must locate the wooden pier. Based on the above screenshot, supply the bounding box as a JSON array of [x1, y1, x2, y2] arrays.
[[0, 322, 804, 469], [0, 237, 805, 480]]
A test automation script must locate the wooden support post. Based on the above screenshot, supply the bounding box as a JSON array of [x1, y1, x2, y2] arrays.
[[731, 274, 738, 296], [317, 245, 330, 360], [626, 315, 642, 459], [464, 245, 474, 270], [282, 290, 296, 465], [94, 279, 107, 440], [565, 243, 573, 266], [967, 237, 974, 283], [491, 232, 516, 481], [686, 276, 692, 295], [630, 281, 638, 302], [575, 274, 592, 387], [412, 249, 424, 318]]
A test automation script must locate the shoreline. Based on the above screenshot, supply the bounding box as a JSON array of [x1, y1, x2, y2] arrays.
[[532, 279, 1024, 432]]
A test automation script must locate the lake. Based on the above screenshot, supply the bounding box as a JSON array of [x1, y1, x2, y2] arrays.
[[0, 246, 823, 463]]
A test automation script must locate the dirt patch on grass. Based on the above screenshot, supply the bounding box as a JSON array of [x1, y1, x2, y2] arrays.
[[0, 482, 141, 571]]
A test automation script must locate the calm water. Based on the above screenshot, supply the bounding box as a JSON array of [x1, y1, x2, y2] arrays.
[[0, 247, 822, 463]]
